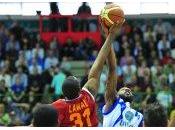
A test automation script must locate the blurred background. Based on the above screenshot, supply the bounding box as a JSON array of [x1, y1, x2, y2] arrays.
[[0, 0, 175, 126]]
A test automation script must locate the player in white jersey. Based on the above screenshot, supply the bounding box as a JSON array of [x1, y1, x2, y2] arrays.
[[101, 43, 143, 127]]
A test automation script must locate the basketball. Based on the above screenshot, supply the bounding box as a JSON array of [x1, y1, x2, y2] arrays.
[[100, 3, 125, 28]]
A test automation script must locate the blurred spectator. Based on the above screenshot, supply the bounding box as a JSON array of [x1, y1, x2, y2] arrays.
[[77, 2, 91, 15], [154, 19, 166, 40], [51, 66, 66, 99], [6, 34, 20, 52], [28, 58, 42, 75], [12, 66, 28, 90], [157, 34, 170, 59], [44, 50, 59, 70], [0, 79, 8, 102], [143, 102, 168, 127], [49, 37, 59, 57], [61, 38, 77, 59], [32, 43, 45, 60], [142, 87, 157, 107], [0, 104, 11, 126], [120, 49, 135, 66], [157, 85, 173, 110], [0, 67, 12, 88], [10, 75, 25, 103], [15, 51, 28, 70]]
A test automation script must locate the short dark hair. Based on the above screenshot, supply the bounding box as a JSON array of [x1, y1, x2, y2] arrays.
[[62, 76, 81, 100], [117, 87, 133, 103], [143, 102, 168, 127], [33, 104, 58, 127]]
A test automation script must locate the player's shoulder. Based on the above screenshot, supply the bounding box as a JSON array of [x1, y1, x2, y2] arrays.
[[52, 99, 66, 108], [81, 87, 95, 101]]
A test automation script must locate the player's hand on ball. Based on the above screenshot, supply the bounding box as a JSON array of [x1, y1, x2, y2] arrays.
[[108, 21, 123, 39]]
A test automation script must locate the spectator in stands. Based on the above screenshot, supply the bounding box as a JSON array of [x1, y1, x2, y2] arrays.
[[0, 67, 12, 88], [142, 87, 156, 107], [0, 104, 11, 126], [49, 37, 59, 57], [12, 66, 28, 90], [28, 58, 42, 75], [51, 66, 66, 99], [10, 75, 25, 103], [122, 58, 137, 85], [0, 79, 8, 103], [62, 38, 76, 60], [32, 43, 45, 60], [143, 102, 168, 127], [77, 2, 91, 15], [32, 104, 58, 127], [15, 51, 28, 70], [44, 50, 59, 70], [137, 60, 151, 91], [157, 84, 173, 111], [120, 49, 135, 66], [6, 34, 20, 52], [157, 34, 170, 59], [143, 25, 156, 43]]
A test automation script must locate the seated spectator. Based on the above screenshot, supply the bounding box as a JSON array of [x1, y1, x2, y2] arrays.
[[120, 49, 135, 66], [28, 58, 42, 75], [157, 85, 173, 111], [0, 104, 11, 126], [32, 104, 58, 127], [12, 66, 28, 90], [0, 67, 12, 88], [157, 34, 170, 59], [10, 76, 25, 103], [0, 79, 8, 102], [61, 38, 77, 60], [122, 58, 137, 85], [143, 102, 167, 127], [142, 87, 157, 108], [15, 51, 28, 69], [6, 34, 20, 52], [31, 43, 44, 60], [44, 50, 59, 70]]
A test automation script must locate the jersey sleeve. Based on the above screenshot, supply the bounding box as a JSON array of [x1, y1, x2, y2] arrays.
[[81, 87, 95, 101]]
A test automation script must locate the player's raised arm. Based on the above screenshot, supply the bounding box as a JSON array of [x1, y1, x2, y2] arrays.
[[105, 46, 117, 108], [83, 23, 122, 97]]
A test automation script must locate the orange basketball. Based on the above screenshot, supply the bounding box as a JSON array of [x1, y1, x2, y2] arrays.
[[100, 3, 125, 28]]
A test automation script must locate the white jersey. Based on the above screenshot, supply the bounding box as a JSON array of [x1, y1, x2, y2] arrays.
[[102, 98, 143, 127]]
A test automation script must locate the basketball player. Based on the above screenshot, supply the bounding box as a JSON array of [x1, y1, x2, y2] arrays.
[[102, 24, 143, 127], [52, 23, 122, 127]]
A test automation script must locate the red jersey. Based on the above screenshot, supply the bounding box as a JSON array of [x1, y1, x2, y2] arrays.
[[52, 88, 98, 127]]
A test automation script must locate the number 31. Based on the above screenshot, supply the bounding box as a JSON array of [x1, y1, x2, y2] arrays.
[[70, 108, 92, 127]]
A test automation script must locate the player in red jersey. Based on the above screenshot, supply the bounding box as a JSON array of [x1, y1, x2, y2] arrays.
[[52, 23, 122, 127]]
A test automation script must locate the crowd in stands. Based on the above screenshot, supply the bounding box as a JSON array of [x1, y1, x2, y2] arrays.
[[0, 2, 175, 126]]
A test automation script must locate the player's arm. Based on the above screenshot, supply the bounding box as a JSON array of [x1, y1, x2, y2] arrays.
[[105, 46, 117, 108], [83, 23, 121, 97]]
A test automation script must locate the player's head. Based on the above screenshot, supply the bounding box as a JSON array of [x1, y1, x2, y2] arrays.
[[117, 87, 133, 103], [33, 104, 58, 127], [62, 76, 81, 100], [143, 102, 167, 127]]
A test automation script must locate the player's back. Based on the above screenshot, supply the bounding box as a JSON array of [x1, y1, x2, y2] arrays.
[[52, 88, 98, 127]]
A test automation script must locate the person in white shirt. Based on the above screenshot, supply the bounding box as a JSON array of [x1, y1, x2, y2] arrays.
[[102, 46, 143, 127]]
